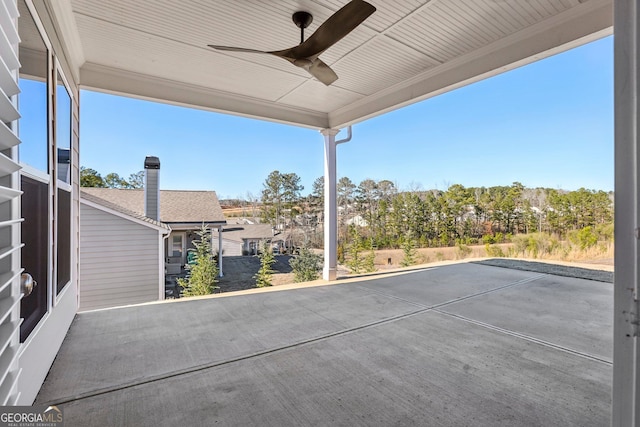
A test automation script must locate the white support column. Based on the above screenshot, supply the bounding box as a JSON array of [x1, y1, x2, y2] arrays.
[[218, 226, 224, 277], [321, 129, 340, 281], [613, 1, 640, 425]]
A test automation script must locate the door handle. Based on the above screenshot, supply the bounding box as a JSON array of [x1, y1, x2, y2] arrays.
[[21, 273, 36, 297]]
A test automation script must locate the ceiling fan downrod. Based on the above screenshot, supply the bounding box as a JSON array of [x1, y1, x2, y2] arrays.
[[292, 11, 313, 44]]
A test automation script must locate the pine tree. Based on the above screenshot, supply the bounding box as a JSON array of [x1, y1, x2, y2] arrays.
[[177, 224, 219, 296], [346, 226, 376, 274], [364, 249, 376, 273], [346, 226, 364, 274], [255, 241, 276, 287], [400, 233, 418, 267]]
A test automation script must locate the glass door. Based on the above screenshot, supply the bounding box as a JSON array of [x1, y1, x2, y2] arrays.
[[171, 233, 185, 264], [18, 1, 51, 342]]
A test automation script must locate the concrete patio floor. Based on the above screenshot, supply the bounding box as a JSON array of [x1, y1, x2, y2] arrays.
[[36, 262, 612, 426]]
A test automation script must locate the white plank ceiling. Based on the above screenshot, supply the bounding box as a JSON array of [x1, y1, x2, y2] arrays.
[[50, 0, 611, 128]]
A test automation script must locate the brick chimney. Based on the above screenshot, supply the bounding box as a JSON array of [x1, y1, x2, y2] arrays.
[[144, 156, 160, 221]]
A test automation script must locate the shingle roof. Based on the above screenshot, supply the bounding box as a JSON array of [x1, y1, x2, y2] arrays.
[[81, 188, 226, 224], [81, 191, 170, 230], [213, 224, 274, 243]]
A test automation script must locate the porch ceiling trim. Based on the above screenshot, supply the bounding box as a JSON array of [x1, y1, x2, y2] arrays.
[[45, 0, 85, 81], [79, 63, 330, 129]]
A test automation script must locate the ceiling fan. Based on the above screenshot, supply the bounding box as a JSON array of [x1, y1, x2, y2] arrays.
[[208, 0, 376, 86]]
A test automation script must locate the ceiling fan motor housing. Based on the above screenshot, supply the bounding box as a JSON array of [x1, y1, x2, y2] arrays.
[[292, 11, 313, 29]]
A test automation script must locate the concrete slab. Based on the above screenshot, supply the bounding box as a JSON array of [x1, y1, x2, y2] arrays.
[[36, 262, 613, 426], [37, 282, 421, 402], [354, 263, 543, 307], [475, 258, 614, 282], [440, 273, 613, 362], [54, 312, 611, 426]]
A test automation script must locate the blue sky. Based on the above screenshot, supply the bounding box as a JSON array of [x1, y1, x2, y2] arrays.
[[79, 35, 613, 200]]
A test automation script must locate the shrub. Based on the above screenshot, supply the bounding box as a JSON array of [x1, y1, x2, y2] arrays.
[[533, 233, 560, 256], [337, 243, 345, 264], [456, 237, 473, 246], [290, 247, 322, 283], [485, 244, 505, 258], [178, 225, 219, 297], [482, 234, 495, 245], [526, 235, 539, 258], [482, 233, 506, 244], [456, 244, 472, 259], [596, 223, 614, 241], [568, 226, 599, 251], [597, 242, 609, 254], [511, 234, 528, 256]]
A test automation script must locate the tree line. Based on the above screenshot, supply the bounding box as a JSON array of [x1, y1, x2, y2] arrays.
[[257, 171, 613, 250], [80, 166, 144, 189], [81, 166, 613, 251], [345, 181, 612, 249]]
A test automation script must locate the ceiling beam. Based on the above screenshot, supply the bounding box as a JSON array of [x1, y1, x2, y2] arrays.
[[80, 63, 330, 129]]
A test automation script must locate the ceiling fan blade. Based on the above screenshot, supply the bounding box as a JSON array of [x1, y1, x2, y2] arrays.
[[208, 0, 376, 87], [209, 44, 335, 84], [307, 59, 338, 86], [285, 0, 376, 60], [208, 45, 270, 55]]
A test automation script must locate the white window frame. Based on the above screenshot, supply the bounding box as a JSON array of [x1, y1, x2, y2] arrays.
[[17, 0, 55, 347], [52, 59, 74, 304]]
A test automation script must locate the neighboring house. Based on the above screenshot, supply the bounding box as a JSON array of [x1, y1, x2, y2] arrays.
[[346, 214, 368, 227], [82, 177, 226, 272], [79, 191, 170, 311], [79, 157, 227, 309], [212, 223, 274, 256]]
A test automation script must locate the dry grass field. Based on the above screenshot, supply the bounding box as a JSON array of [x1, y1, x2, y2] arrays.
[[214, 242, 613, 294], [373, 243, 613, 270]]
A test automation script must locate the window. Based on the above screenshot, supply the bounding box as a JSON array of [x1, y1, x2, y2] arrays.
[[18, 4, 48, 172], [172, 235, 183, 257], [56, 188, 71, 294], [18, 0, 76, 334], [20, 177, 49, 342], [18, 79, 48, 171], [56, 70, 71, 184], [55, 69, 72, 295]]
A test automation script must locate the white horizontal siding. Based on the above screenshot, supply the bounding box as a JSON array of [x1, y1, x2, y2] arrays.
[[79, 221, 164, 237], [81, 252, 158, 262], [79, 264, 157, 277], [79, 203, 161, 311]]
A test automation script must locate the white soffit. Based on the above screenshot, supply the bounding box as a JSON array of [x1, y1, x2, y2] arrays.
[[59, 0, 612, 129]]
